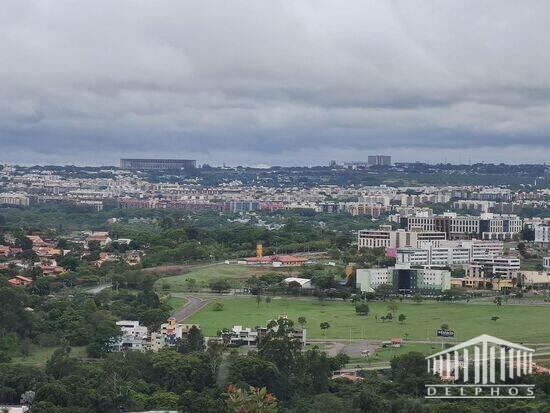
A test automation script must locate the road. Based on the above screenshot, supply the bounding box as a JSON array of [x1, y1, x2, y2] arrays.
[[173, 295, 210, 321], [85, 284, 112, 294]]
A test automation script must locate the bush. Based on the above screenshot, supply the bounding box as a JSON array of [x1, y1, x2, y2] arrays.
[[213, 302, 224, 312], [355, 303, 370, 316]]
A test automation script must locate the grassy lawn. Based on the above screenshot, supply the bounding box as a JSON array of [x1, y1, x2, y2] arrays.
[[166, 296, 187, 313], [10, 346, 87, 365], [347, 343, 438, 367], [156, 263, 300, 291], [187, 297, 550, 342]]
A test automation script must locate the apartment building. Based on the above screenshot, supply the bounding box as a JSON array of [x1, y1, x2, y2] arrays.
[[357, 227, 446, 249], [0, 192, 30, 207]]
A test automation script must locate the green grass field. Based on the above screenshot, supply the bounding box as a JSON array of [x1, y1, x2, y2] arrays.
[[156, 263, 300, 291], [187, 298, 550, 342], [166, 296, 187, 313], [10, 346, 87, 365], [347, 343, 438, 367]]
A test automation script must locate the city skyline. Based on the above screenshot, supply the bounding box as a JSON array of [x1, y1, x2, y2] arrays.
[[2, 1, 550, 165]]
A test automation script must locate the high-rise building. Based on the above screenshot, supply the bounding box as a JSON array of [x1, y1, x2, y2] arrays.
[[367, 155, 392, 166]]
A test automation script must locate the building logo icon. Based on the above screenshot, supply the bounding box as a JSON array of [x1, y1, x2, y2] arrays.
[[425, 334, 535, 399]]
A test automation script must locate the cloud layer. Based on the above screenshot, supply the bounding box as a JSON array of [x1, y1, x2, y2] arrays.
[[1, 0, 550, 165]]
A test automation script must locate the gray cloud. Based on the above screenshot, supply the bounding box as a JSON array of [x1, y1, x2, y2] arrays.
[[1, 0, 549, 165]]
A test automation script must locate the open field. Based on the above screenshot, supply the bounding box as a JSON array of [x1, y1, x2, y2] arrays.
[[156, 263, 300, 291], [9, 346, 87, 365], [346, 343, 437, 368], [187, 297, 550, 342], [165, 295, 187, 313]]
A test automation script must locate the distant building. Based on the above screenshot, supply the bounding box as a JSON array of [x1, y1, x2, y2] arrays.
[[358, 228, 446, 249], [535, 225, 550, 249], [367, 155, 392, 166], [356, 264, 451, 294], [399, 212, 522, 241], [221, 322, 306, 347], [544, 257, 550, 271], [282, 277, 313, 289], [396, 239, 504, 267], [120, 159, 196, 171], [114, 320, 149, 351], [467, 256, 521, 278], [0, 192, 30, 207]]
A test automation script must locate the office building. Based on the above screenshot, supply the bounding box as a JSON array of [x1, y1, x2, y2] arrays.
[[399, 212, 522, 241], [120, 158, 196, 170], [357, 227, 446, 250], [356, 263, 451, 294], [396, 239, 503, 267]]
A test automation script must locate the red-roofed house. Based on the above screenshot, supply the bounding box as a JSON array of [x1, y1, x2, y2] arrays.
[[8, 276, 33, 287], [239, 255, 308, 267]]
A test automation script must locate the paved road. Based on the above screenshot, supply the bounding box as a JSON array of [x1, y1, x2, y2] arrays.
[[85, 284, 112, 294], [174, 295, 209, 321]]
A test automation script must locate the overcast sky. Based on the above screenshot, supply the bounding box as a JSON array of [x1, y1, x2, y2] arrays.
[[2, 1, 550, 166]]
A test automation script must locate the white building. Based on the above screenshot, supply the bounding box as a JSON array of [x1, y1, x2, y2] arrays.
[[356, 264, 451, 294], [535, 225, 550, 249], [468, 257, 521, 278], [0, 192, 30, 207], [543, 257, 550, 271], [396, 240, 503, 267], [282, 277, 313, 289], [357, 228, 446, 250], [115, 320, 149, 351]]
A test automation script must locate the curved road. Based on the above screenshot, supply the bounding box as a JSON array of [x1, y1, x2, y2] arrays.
[[174, 295, 209, 321]]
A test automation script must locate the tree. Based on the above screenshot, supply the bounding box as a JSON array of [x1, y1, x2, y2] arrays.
[[256, 294, 262, 307], [391, 352, 436, 396], [265, 296, 271, 305], [226, 356, 284, 398], [355, 303, 370, 316], [319, 322, 330, 337], [209, 279, 231, 293], [387, 302, 399, 316], [177, 326, 205, 354], [185, 278, 197, 292], [374, 283, 393, 300], [225, 385, 277, 413], [297, 317, 307, 330], [398, 314, 407, 324]]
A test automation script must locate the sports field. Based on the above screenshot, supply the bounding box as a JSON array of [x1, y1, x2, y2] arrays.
[[156, 263, 300, 291], [187, 297, 550, 342]]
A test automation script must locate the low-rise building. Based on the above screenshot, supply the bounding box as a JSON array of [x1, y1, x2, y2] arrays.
[[467, 257, 520, 278], [282, 277, 313, 289], [114, 320, 149, 351]]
